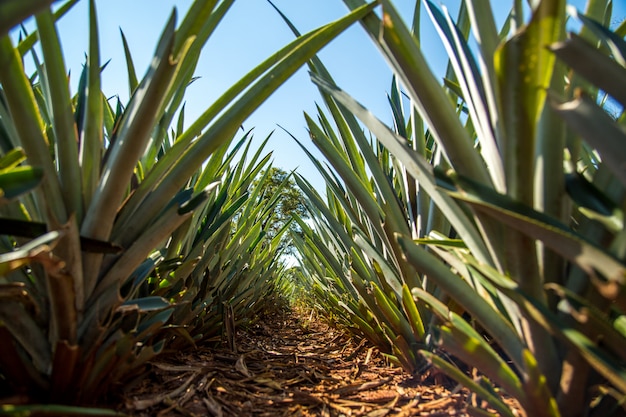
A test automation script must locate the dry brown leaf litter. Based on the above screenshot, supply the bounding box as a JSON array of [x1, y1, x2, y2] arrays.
[[121, 309, 521, 417]]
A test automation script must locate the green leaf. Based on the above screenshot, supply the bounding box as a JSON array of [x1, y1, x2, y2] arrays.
[[0, 35, 67, 225], [35, 8, 83, 220], [399, 237, 525, 372], [0, 165, 43, 201], [424, 0, 504, 190], [565, 172, 623, 232], [467, 251, 626, 398], [568, 6, 626, 67], [0, 230, 62, 276], [560, 326, 626, 396], [401, 284, 425, 340], [120, 296, 171, 312], [88, 202, 194, 304], [496, 0, 565, 204], [444, 173, 625, 303], [309, 73, 493, 265], [0, 0, 56, 37], [15, 1, 79, 56], [371, 281, 417, 346], [354, 232, 403, 297], [520, 349, 560, 417], [81, 8, 180, 246], [79, 0, 104, 211], [550, 34, 626, 107], [374, 0, 492, 187], [0, 404, 124, 416], [412, 237, 467, 249], [547, 283, 626, 362], [0, 147, 27, 170], [420, 350, 517, 417], [412, 288, 524, 403], [551, 92, 626, 188], [120, 28, 138, 96]]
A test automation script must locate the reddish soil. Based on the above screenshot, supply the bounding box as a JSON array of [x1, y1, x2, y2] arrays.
[[121, 308, 520, 416]]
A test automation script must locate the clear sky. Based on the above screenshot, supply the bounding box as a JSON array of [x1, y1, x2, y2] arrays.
[[16, 0, 626, 193]]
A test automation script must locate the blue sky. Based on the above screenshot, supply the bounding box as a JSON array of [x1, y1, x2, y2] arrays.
[[17, 0, 626, 192]]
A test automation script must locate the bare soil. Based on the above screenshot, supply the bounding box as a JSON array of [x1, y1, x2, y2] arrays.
[[121, 308, 520, 416]]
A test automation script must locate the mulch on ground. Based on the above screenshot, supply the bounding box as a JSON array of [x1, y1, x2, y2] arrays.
[[121, 308, 520, 416]]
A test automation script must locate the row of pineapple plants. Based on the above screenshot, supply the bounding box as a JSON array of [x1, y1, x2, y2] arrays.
[[0, 0, 380, 412], [288, 0, 626, 416]]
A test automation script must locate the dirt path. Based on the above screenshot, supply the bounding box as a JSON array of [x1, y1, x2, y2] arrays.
[[121, 309, 507, 416]]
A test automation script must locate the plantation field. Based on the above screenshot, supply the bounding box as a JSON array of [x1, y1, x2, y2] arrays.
[[1, 1, 625, 416]]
